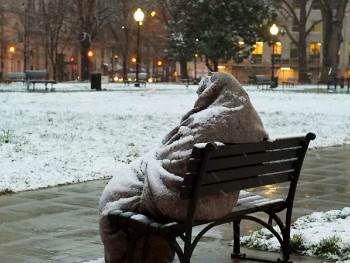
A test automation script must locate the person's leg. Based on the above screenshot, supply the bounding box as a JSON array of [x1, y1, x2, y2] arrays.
[[100, 215, 128, 263]]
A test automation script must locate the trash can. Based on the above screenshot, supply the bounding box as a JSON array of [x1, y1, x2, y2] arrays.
[[90, 72, 101, 90], [273, 77, 278, 88]]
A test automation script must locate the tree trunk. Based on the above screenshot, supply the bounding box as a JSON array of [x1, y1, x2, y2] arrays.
[[180, 57, 188, 79], [298, 1, 309, 84], [320, 0, 348, 82], [321, 3, 333, 82], [80, 40, 90, 81]]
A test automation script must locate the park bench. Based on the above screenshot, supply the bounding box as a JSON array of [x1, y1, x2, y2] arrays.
[[107, 132, 316, 263], [255, 75, 275, 89], [6, 72, 26, 83], [282, 77, 296, 87], [124, 73, 147, 87], [24, 70, 56, 91], [180, 78, 200, 86]]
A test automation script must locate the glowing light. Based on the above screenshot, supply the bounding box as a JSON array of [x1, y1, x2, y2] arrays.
[[113, 76, 119, 82], [87, 50, 94, 57], [238, 41, 245, 45], [134, 8, 144, 23], [317, 42, 322, 46], [150, 11, 156, 17], [194, 53, 198, 58], [281, 67, 291, 70], [157, 60, 162, 66], [148, 78, 153, 83], [270, 23, 279, 36], [132, 57, 137, 63], [114, 55, 119, 59], [276, 42, 281, 45], [195, 38, 199, 42], [217, 66, 226, 69], [9, 46, 15, 53], [70, 57, 75, 62]]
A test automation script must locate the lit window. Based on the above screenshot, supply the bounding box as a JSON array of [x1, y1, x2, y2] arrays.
[[310, 42, 321, 57], [271, 42, 282, 55], [252, 42, 263, 55]]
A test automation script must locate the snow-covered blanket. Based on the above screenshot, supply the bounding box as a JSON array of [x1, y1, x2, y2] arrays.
[[99, 72, 268, 262]]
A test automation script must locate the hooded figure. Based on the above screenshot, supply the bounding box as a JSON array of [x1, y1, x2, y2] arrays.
[[99, 72, 268, 263]]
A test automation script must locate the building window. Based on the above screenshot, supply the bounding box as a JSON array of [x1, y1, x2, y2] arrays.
[[312, 1, 321, 9], [292, 20, 299, 32], [310, 42, 321, 58], [290, 43, 298, 58], [311, 20, 322, 32], [252, 42, 263, 55], [292, 0, 300, 9], [271, 42, 282, 56]]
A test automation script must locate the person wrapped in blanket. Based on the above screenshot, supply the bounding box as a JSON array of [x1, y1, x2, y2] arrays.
[[99, 72, 268, 263]]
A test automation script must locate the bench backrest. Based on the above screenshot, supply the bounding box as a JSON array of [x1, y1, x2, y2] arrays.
[[287, 77, 296, 83], [181, 133, 315, 222], [25, 70, 48, 80], [8, 72, 26, 80], [255, 75, 269, 82], [127, 72, 147, 81]]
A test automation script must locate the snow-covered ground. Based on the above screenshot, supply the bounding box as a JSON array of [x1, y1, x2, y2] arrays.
[[0, 81, 349, 193], [1, 81, 350, 263], [241, 208, 350, 262]]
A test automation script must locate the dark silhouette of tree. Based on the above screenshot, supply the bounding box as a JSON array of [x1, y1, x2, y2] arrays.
[[70, 0, 111, 81], [40, 0, 72, 81], [319, 0, 348, 81], [167, 0, 272, 72], [272, 0, 322, 84]]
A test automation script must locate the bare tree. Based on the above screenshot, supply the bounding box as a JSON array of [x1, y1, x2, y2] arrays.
[[70, 0, 111, 81], [39, 0, 72, 81], [272, 0, 322, 83], [319, 0, 349, 81]]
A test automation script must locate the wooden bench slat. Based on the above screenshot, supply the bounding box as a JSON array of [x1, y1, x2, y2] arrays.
[[198, 172, 293, 196], [190, 138, 303, 160], [206, 148, 300, 171], [202, 160, 295, 184], [210, 138, 303, 158]]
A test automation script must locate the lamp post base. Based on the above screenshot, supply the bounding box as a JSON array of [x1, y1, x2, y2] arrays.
[[134, 82, 140, 87]]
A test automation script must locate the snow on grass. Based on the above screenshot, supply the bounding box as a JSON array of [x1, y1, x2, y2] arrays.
[[240, 207, 350, 262], [0, 82, 349, 193]]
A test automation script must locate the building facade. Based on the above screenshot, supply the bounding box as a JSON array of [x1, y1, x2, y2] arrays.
[[187, 1, 350, 85]]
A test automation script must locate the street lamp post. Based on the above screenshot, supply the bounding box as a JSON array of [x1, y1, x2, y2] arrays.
[[270, 23, 279, 88], [9, 46, 15, 72], [134, 8, 144, 87], [194, 53, 198, 82]]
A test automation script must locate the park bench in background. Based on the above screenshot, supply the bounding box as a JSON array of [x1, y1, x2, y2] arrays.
[[25, 70, 56, 91], [6, 72, 26, 83], [282, 77, 296, 87], [108, 132, 316, 263], [124, 73, 147, 86], [255, 75, 275, 89]]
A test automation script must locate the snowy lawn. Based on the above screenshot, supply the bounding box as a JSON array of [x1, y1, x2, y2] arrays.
[[0, 81, 349, 193], [241, 208, 350, 262], [1, 81, 350, 263]]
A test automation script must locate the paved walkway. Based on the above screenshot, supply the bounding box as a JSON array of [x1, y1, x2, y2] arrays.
[[0, 144, 349, 263]]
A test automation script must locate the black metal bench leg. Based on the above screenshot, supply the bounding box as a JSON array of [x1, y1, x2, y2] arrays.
[[232, 220, 245, 258], [281, 227, 292, 262]]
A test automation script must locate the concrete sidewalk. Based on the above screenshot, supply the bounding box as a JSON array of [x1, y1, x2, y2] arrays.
[[0, 144, 349, 263]]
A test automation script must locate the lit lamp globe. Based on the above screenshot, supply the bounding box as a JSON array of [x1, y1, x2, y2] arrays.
[[270, 24, 279, 36], [134, 8, 144, 24]]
